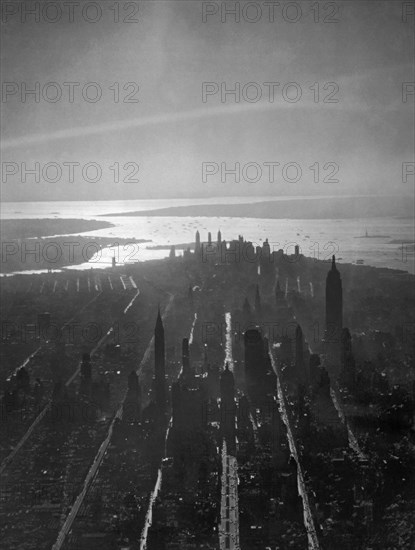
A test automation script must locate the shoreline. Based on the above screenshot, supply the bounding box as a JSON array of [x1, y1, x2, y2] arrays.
[[0, 218, 115, 240], [98, 196, 415, 219], [1, 253, 413, 280]]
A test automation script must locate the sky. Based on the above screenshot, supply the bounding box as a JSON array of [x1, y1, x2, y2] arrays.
[[1, 0, 414, 201]]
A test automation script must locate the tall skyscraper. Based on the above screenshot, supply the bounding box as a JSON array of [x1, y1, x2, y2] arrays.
[[244, 329, 268, 400], [325, 255, 343, 374], [195, 230, 201, 255], [171, 336, 206, 438], [325, 255, 343, 338], [262, 238, 271, 258], [154, 308, 166, 412], [260, 238, 273, 279]]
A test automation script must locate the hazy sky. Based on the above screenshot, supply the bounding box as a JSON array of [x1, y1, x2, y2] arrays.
[[1, 0, 414, 201]]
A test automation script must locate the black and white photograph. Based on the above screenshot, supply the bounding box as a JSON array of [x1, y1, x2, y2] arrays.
[[0, 1, 414, 549]]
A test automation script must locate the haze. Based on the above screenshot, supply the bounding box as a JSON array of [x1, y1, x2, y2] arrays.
[[1, 0, 414, 202]]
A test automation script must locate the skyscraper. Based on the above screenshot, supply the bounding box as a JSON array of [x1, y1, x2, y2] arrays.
[[244, 329, 268, 400], [154, 308, 166, 412], [275, 278, 285, 305], [195, 230, 201, 255], [325, 255, 343, 339], [325, 255, 343, 374], [171, 337, 207, 441]]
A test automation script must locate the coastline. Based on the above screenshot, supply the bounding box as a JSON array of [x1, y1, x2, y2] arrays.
[[98, 196, 415, 220]]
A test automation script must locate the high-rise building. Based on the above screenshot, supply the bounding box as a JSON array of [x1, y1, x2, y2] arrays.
[[325, 255, 343, 339], [195, 230, 201, 255], [260, 238, 273, 279], [171, 336, 207, 438], [207, 363, 220, 398], [275, 279, 285, 305], [262, 238, 271, 258], [154, 308, 166, 412], [325, 255, 343, 373], [244, 329, 267, 400]]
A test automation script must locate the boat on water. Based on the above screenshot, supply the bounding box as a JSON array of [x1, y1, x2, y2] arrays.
[[356, 259, 365, 265], [355, 228, 390, 239]]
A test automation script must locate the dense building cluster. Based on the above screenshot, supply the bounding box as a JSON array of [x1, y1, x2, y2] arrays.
[[0, 231, 414, 549]]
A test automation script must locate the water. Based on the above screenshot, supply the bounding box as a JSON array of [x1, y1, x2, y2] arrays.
[[1, 198, 414, 273]]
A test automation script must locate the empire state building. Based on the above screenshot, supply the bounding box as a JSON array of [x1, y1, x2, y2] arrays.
[[325, 255, 343, 373]]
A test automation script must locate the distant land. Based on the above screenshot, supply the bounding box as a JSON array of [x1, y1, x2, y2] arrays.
[[0, 219, 114, 240], [101, 196, 415, 220], [0, 219, 153, 273]]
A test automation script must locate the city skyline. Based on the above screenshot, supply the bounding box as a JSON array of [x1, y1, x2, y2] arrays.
[[1, 2, 414, 549]]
